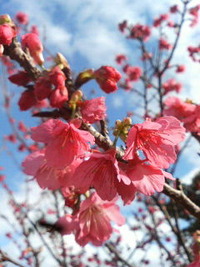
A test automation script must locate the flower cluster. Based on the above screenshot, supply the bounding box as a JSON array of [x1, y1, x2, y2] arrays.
[[22, 115, 185, 245], [162, 79, 182, 94]]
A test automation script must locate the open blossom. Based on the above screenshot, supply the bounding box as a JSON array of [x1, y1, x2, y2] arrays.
[[124, 116, 185, 168], [31, 119, 94, 169], [71, 149, 131, 201], [162, 79, 182, 94], [130, 24, 151, 41], [57, 192, 125, 246], [117, 159, 173, 204], [78, 97, 107, 124], [22, 33, 44, 65], [94, 66, 121, 93], [22, 150, 67, 190]]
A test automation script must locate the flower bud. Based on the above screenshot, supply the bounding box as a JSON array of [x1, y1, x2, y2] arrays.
[[0, 14, 12, 25]]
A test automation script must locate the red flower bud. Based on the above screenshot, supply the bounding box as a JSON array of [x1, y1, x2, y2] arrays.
[[94, 66, 121, 93]]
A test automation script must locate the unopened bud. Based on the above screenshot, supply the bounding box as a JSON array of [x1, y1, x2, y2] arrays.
[[0, 14, 12, 25], [113, 117, 132, 142], [115, 120, 121, 126], [123, 117, 132, 125], [54, 53, 70, 69]]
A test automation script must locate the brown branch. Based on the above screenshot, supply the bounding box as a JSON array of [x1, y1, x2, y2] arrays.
[[163, 183, 200, 221], [0, 250, 25, 267], [105, 243, 136, 267], [4, 39, 41, 80]]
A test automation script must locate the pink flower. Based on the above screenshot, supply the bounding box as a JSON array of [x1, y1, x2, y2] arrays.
[[154, 14, 169, 27], [31, 119, 94, 169], [71, 149, 131, 201], [120, 159, 174, 196], [189, 5, 200, 27], [164, 97, 196, 121], [159, 39, 172, 50], [49, 86, 68, 108], [9, 71, 32, 86], [176, 65, 185, 73], [49, 66, 66, 89], [22, 150, 68, 190], [183, 105, 200, 133], [115, 54, 127, 65], [118, 20, 127, 33], [22, 33, 44, 65], [79, 97, 107, 124], [124, 66, 142, 82], [18, 89, 37, 111], [57, 192, 125, 246], [15, 12, 29, 25], [0, 24, 16, 45], [162, 79, 182, 94], [188, 46, 200, 62], [34, 76, 52, 100], [130, 24, 151, 42], [124, 116, 185, 168], [94, 66, 121, 93], [186, 261, 200, 267], [34, 67, 68, 106], [170, 5, 179, 13], [31, 25, 39, 36]]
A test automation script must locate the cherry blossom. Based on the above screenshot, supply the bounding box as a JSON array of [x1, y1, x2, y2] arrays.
[[71, 149, 130, 201], [31, 119, 94, 169], [162, 79, 182, 94], [0, 24, 16, 45], [22, 33, 44, 65], [94, 66, 121, 93], [57, 192, 125, 246], [129, 24, 151, 42], [78, 97, 107, 124], [124, 116, 185, 168]]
